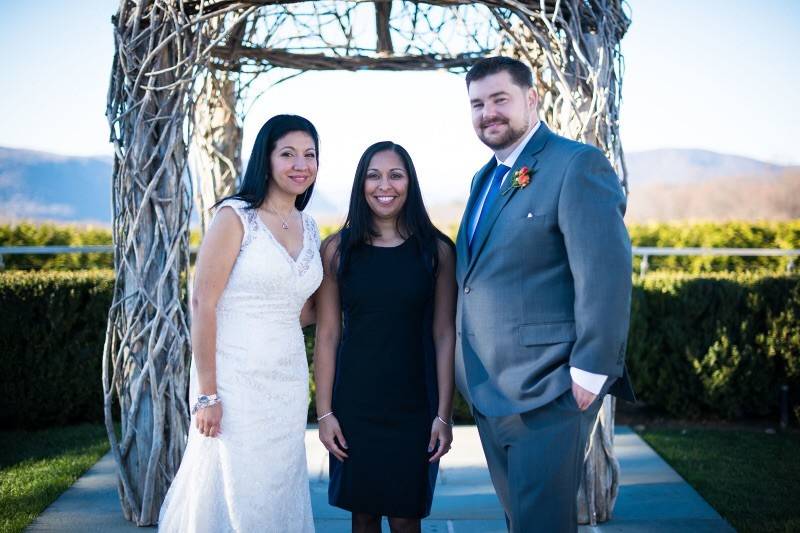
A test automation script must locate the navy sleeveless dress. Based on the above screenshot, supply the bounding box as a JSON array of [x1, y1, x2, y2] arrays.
[[328, 232, 440, 518]]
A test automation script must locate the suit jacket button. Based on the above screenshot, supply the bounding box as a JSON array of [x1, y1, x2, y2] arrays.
[[464, 287, 471, 294]]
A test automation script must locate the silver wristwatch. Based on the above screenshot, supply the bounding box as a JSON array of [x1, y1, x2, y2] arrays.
[[192, 393, 220, 414]]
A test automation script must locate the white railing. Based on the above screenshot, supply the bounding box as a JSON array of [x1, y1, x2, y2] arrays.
[[634, 247, 799, 276], [0, 245, 798, 274], [0, 245, 198, 269]]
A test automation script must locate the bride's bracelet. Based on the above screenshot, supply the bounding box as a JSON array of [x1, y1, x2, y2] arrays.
[[317, 411, 334, 422], [192, 394, 221, 414]]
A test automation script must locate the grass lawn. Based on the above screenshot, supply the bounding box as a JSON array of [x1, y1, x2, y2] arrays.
[[0, 423, 109, 533], [638, 427, 800, 533]]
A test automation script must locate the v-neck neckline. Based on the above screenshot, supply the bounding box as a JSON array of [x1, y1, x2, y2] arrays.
[[255, 210, 307, 264]]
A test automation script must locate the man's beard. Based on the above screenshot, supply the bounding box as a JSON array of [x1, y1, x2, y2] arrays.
[[477, 119, 530, 150]]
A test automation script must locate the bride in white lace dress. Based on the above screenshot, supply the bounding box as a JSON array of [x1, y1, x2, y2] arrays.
[[159, 115, 323, 532]]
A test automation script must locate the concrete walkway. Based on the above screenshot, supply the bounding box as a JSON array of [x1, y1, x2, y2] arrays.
[[26, 426, 733, 532]]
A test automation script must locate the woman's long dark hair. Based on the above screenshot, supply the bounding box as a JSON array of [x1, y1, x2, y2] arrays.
[[337, 141, 452, 276], [214, 114, 319, 211]]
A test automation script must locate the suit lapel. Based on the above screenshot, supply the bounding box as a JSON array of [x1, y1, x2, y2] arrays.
[[465, 124, 552, 279], [456, 157, 496, 274]]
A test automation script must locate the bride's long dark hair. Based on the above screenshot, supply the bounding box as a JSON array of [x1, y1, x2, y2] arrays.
[[335, 141, 452, 277], [215, 114, 319, 211]]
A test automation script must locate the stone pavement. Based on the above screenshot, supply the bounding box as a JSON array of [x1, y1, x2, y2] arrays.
[[26, 426, 733, 532]]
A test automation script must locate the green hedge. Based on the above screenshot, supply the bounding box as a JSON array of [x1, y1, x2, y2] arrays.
[[3, 270, 798, 428], [628, 272, 800, 420], [0, 224, 203, 270], [0, 223, 113, 270], [628, 221, 800, 273], [0, 270, 114, 429]]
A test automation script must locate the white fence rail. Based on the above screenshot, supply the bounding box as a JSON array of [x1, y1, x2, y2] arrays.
[[0, 245, 196, 269], [634, 247, 799, 276], [0, 245, 798, 274]]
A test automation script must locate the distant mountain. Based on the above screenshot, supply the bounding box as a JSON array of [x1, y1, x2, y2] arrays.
[[428, 148, 798, 223], [624, 149, 791, 185], [0, 146, 339, 225], [623, 149, 799, 222], [625, 171, 800, 222], [0, 147, 113, 223], [2, 146, 796, 224]]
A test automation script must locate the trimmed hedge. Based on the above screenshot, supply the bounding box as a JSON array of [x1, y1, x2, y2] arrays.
[[0, 223, 202, 270], [0, 223, 113, 270], [2, 270, 798, 428], [628, 221, 800, 273], [0, 270, 114, 428], [628, 272, 800, 420]]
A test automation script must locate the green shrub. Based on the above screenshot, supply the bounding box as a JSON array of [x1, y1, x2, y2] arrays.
[[628, 273, 800, 420], [628, 221, 800, 273], [0, 224, 202, 270], [0, 270, 114, 428], [3, 270, 798, 428], [0, 223, 112, 270]]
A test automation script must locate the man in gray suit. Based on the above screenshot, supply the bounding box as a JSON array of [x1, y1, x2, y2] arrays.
[[454, 56, 635, 532]]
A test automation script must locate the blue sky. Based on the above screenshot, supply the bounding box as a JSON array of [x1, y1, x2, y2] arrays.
[[0, 1, 798, 205]]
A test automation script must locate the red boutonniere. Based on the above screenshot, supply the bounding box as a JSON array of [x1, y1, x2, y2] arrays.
[[502, 166, 532, 195]]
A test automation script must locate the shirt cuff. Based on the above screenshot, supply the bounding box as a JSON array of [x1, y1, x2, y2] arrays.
[[570, 367, 608, 395]]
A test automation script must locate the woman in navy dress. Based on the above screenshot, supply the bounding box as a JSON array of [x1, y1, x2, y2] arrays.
[[314, 141, 456, 533]]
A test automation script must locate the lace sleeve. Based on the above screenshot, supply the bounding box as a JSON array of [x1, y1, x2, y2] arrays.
[[306, 214, 322, 249], [214, 199, 258, 249]]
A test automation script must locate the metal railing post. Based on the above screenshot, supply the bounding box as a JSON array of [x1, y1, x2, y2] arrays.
[[639, 254, 649, 277]]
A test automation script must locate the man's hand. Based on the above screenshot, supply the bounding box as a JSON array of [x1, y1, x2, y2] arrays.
[[571, 381, 597, 411]]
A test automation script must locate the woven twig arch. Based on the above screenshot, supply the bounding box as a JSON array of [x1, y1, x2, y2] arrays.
[[104, 1, 629, 525]]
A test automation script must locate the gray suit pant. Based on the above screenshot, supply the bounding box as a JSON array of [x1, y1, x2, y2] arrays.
[[474, 390, 601, 533]]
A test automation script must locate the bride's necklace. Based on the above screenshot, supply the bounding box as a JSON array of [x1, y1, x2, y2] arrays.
[[264, 203, 293, 230]]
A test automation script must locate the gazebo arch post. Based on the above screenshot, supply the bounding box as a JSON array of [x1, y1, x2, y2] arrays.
[[103, 2, 252, 524], [190, 68, 244, 232]]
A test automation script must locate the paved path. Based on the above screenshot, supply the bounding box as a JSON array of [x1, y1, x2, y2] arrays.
[[26, 426, 733, 532]]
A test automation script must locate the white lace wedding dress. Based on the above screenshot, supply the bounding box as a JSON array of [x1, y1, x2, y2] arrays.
[[159, 199, 322, 533]]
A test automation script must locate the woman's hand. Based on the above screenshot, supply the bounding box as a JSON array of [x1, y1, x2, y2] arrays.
[[318, 414, 348, 461], [428, 417, 453, 462], [196, 403, 223, 438]]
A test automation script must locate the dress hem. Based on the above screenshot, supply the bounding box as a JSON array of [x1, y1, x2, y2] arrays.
[[329, 499, 431, 520]]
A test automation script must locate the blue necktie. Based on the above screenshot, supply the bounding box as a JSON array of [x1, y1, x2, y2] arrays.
[[470, 163, 509, 248]]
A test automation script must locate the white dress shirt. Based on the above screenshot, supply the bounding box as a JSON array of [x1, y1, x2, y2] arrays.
[[470, 121, 607, 395]]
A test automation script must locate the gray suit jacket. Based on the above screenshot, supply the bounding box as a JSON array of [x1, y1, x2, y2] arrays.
[[455, 124, 635, 417]]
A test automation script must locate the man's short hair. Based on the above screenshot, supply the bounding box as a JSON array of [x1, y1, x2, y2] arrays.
[[466, 56, 533, 89]]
